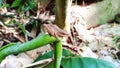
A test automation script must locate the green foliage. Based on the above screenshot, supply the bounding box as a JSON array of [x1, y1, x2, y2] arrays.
[[34, 49, 74, 62], [0, 0, 118, 68], [32, 49, 74, 68], [0, 34, 57, 63], [14, 21, 26, 36], [11, 0, 21, 8], [54, 40, 62, 68], [23, 6, 30, 12], [23, 0, 35, 12], [0, 43, 17, 51], [0, 0, 35, 12], [0, 34, 63, 68], [113, 36, 119, 43], [0, 0, 2, 7], [34, 50, 54, 62], [61, 56, 116, 68], [29, 18, 42, 28], [117, 44, 120, 49], [46, 56, 116, 68], [1, 3, 9, 8], [115, 16, 120, 24], [32, 48, 116, 68], [113, 36, 120, 49], [28, 1, 35, 8]]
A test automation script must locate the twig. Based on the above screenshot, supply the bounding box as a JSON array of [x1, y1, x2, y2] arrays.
[[22, 58, 53, 68]]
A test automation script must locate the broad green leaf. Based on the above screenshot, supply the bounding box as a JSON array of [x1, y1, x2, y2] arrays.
[[61, 57, 116, 68], [46, 56, 116, 68], [31, 49, 73, 68], [11, 0, 21, 8], [34, 49, 73, 62]]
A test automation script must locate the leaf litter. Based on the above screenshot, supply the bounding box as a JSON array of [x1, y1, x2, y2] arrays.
[[0, 1, 120, 68]]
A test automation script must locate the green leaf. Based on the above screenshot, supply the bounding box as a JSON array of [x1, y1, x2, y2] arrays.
[[28, 1, 35, 8], [61, 57, 116, 68], [0, 0, 2, 7], [2, 3, 9, 8], [46, 56, 116, 68], [31, 49, 74, 68], [31, 49, 73, 68], [23, 0, 35, 12], [11, 0, 21, 8], [24, 6, 30, 12], [14, 21, 26, 36], [113, 36, 119, 43], [62, 49, 75, 57], [34, 49, 73, 62], [16, 0, 27, 12], [34, 50, 54, 62]]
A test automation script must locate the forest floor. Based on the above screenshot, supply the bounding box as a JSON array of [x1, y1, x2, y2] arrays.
[[0, 3, 120, 68]]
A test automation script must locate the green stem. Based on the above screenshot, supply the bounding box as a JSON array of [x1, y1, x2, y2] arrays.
[[0, 34, 57, 63], [54, 39, 62, 68]]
